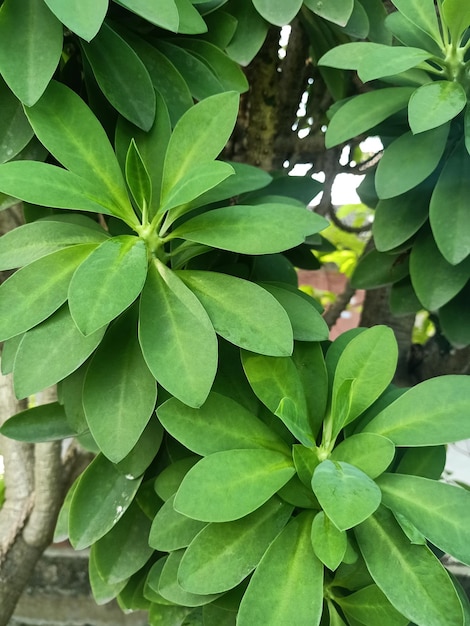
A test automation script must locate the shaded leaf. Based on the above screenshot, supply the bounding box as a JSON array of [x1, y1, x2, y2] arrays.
[[83, 310, 157, 463], [0, 402, 76, 442], [0, 77, 34, 163], [157, 551, 220, 607], [251, 0, 303, 26], [390, 0, 443, 44], [94, 501, 153, 584], [69, 454, 142, 550], [125, 139, 152, 213], [149, 494, 206, 551], [82, 22, 156, 131], [116, 0, 179, 31], [430, 140, 470, 264], [305, 0, 353, 26], [336, 584, 409, 626], [0, 0, 62, 105]]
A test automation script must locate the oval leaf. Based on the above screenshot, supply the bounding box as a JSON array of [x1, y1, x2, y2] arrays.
[[139, 260, 218, 408], [0, 402, 76, 442], [311, 460, 382, 531], [355, 506, 463, 626], [83, 311, 157, 463], [179, 497, 293, 594], [178, 270, 293, 356], [408, 81, 466, 134], [237, 512, 323, 626], [378, 473, 470, 566], [69, 454, 142, 550], [330, 433, 395, 479], [174, 449, 295, 522], [69, 236, 148, 335], [362, 375, 470, 445]]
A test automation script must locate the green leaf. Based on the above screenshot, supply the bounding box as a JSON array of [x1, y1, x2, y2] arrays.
[[178, 39, 248, 92], [305, 0, 353, 26], [439, 286, 470, 347], [375, 123, 449, 199], [154, 456, 200, 502], [149, 494, 206, 551], [442, 0, 470, 43], [161, 161, 234, 215], [161, 91, 239, 198], [0, 0, 62, 105], [390, 0, 444, 44], [319, 43, 431, 83], [336, 584, 409, 626], [343, 0, 369, 39], [93, 501, 153, 584], [125, 139, 152, 214], [139, 260, 218, 407], [362, 375, 470, 445], [0, 402, 76, 442], [260, 283, 329, 342], [331, 326, 398, 433], [311, 511, 347, 571], [156, 551, 220, 607], [0, 77, 34, 163], [179, 498, 293, 594], [116, 101, 169, 222], [69, 236, 148, 335], [373, 186, 430, 252], [385, 12, 442, 56], [237, 512, 323, 626], [0, 334, 22, 375], [410, 228, 470, 310], [241, 351, 314, 446], [330, 433, 395, 479], [291, 342, 328, 438], [155, 40, 224, 101], [116, 417, 163, 479], [251, 0, 302, 25], [0, 218, 109, 270], [13, 306, 106, 399], [125, 37, 192, 126], [225, 0, 269, 66], [178, 271, 293, 356], [396, 446, 446, 480], [351, 249, 410, 290], [43, 0, 107, 40], [157, 392, 290, 456], [170, 204, 328, 254], [174, 0, 208, 34], [325, 88, 414, 148], [430, 140, 470, 264], [408, 81, 466, 134], [83, 311, 157, 463], [82, 22, 156, 131], [69, 454, 142, 550], [116, 0, 179, 31], [89, 547, 127, 606], [174, 449, 295, 522], [293, 444, 320, 489], [0, 244, 96, 341], [312, 460, 382, 531], [355, 506, 463, 626], [0, 161, 125, 217], [378, 473, 470, 566]]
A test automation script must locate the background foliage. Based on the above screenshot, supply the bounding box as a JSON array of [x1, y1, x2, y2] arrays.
[[1, 1, 470, 625]]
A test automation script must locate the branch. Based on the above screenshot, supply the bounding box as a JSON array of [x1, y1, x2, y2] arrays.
[[323, 281, 357, 329]]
